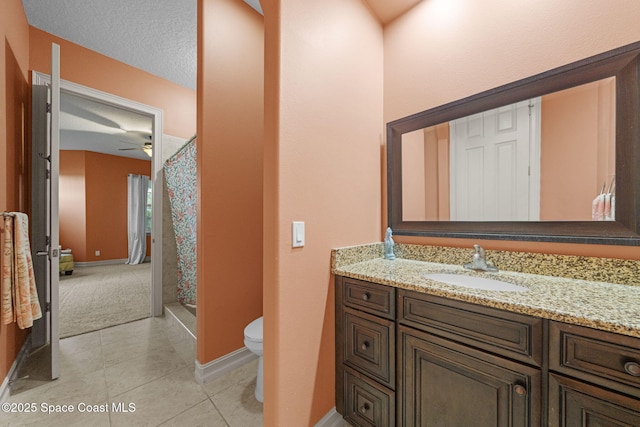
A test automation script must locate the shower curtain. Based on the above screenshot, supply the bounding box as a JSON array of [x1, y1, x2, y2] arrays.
[[126, 174, 149, 265], [164, 137, 197, 305]]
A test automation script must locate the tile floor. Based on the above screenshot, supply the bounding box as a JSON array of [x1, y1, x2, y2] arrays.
[[2, 315, 263, 426]]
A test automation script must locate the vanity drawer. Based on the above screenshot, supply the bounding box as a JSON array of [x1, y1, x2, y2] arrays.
[[398, 290, 543, 366], [549, 321, 640, 398], [341, 277, 395, 320], [549, 373, 640, 426], [343, 367, 395, 427], [343, 308, 395, 388]]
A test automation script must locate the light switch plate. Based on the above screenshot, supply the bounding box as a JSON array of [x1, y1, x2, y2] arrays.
[[292, 221, 305, 248]]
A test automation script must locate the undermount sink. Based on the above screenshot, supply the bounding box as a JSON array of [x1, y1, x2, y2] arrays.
[[423, 273, 528, 292]]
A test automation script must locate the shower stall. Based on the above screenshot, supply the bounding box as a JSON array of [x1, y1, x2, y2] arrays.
[[164, 136, 197, 314]]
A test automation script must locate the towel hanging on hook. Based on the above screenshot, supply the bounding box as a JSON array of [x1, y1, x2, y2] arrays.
[[2, 212, 42, 328]]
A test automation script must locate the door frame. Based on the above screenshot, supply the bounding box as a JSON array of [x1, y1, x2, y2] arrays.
[[32, 71, 164, 318]]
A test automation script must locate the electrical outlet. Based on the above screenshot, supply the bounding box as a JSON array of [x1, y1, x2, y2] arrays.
[[95, 250, 101, 256]]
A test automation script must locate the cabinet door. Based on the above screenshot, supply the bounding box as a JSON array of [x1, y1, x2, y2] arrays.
[[549, 374, 640, 427], [399, 326, 541, 427]]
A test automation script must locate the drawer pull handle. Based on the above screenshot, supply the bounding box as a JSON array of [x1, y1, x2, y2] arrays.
[[361, 341, 370, 351], [514, 385, 527, 396], [362, 292, 370, 301], [360, 402, 370, 414], [624, 361, 640, 376]]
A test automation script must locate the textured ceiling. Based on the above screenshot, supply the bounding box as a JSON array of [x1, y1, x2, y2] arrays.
[[21, 0, 417, 92], [22, 0, 198, 90], [21, 0, 416, 160]]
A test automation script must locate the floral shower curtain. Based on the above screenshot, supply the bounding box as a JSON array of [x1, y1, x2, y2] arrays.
[[164, 137, 197, 305]]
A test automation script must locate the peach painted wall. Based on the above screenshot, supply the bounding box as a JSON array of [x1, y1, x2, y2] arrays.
[[29, 27, 195, 139], [402, 129, 426, 219], [403, 125, 451, 221], [384, 0, 640, 260], [60, 151, 151, 262], [197, 0, 264, 363], [540, 80, 615, 221], [0, 0, 31, 387], [262, 0, 383, 425], [59, 151, 88, 260]]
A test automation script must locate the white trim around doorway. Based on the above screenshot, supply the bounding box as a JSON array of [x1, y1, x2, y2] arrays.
[[31, 71, 164, 317]]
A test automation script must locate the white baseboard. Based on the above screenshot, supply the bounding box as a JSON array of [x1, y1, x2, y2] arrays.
[[75, 257, 150, 267], [194, 347, 257, 385], [0, 335, 31, 404], [315, 407, 344, 427]]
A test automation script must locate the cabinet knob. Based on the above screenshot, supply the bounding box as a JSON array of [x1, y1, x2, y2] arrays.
[[362, 292, 370, 301], [361, 341, 370, 351], [624, 361, 640, 376], [514, 385, 527, 396], [360, 402, 370, 414]]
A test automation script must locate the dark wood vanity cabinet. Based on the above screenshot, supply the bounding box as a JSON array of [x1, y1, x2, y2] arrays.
[[336, 276, 396, 426], [398, 290, 543, 427], [335, 276, 640, 426], [548, 321, 640, 426]]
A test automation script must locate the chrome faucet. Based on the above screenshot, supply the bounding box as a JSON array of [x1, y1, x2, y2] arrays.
[[464, 244, 499, 272]]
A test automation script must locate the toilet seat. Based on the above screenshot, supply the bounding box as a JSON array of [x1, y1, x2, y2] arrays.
[[244, 316, 263, 343]]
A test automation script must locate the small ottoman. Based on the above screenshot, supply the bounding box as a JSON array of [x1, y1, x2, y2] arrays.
[[59, 248, 74, 275]]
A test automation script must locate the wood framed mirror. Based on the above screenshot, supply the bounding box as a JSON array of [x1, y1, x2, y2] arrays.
[[387, 41, 640, 245]]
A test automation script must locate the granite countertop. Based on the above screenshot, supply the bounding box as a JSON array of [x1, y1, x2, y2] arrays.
[[332, 251, 640, 339]]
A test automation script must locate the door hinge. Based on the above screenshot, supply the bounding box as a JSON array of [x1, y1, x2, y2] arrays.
[[45, 169, 51, 179], [45, 235, 50, 246], [46, 103, 51, 113], [45, 302, 51, 312]]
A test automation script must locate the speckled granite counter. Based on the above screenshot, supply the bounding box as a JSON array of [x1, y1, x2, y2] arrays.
[[331, 243, 640, 339]]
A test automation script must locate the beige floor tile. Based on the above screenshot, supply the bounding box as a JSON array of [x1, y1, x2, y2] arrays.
[[108, 367, 209, 427], [202, 358, 259, 398], [99, 317, 165, 347], [2, 406, 111, 427], [210, 377, 263, 427], [104, 346, 187, 397], [167, 336, 196, 369], [60, 330, 102, 354], [58, 345, 105, 378], [101, 333, 173, 368], [158, 399, 228, 427], [5, 315, 262, 427], [4, 370, 109, 426]]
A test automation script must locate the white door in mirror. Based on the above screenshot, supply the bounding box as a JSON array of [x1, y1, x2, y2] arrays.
[[292, 221, 305, 248]]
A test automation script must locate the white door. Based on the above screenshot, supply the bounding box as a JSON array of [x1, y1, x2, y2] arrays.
[[30, 44, 60, 379], [450, 99, 540, 221]]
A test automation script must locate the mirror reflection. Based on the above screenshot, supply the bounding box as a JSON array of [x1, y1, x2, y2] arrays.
[[401, 78, 616, 222]]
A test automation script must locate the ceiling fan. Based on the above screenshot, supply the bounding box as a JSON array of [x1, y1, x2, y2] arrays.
[[118, 135, 153, 157]]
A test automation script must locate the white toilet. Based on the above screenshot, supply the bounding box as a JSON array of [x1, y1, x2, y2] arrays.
[[244, 316, 263, 402]]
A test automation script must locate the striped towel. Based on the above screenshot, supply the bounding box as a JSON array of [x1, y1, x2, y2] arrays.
[[2, 213, 42, 329]]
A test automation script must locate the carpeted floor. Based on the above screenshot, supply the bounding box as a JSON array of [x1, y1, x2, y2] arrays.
[[59, 262, 151, 338]]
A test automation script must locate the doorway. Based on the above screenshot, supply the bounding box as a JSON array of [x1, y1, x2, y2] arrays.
[[31, 71, 164, 337]]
